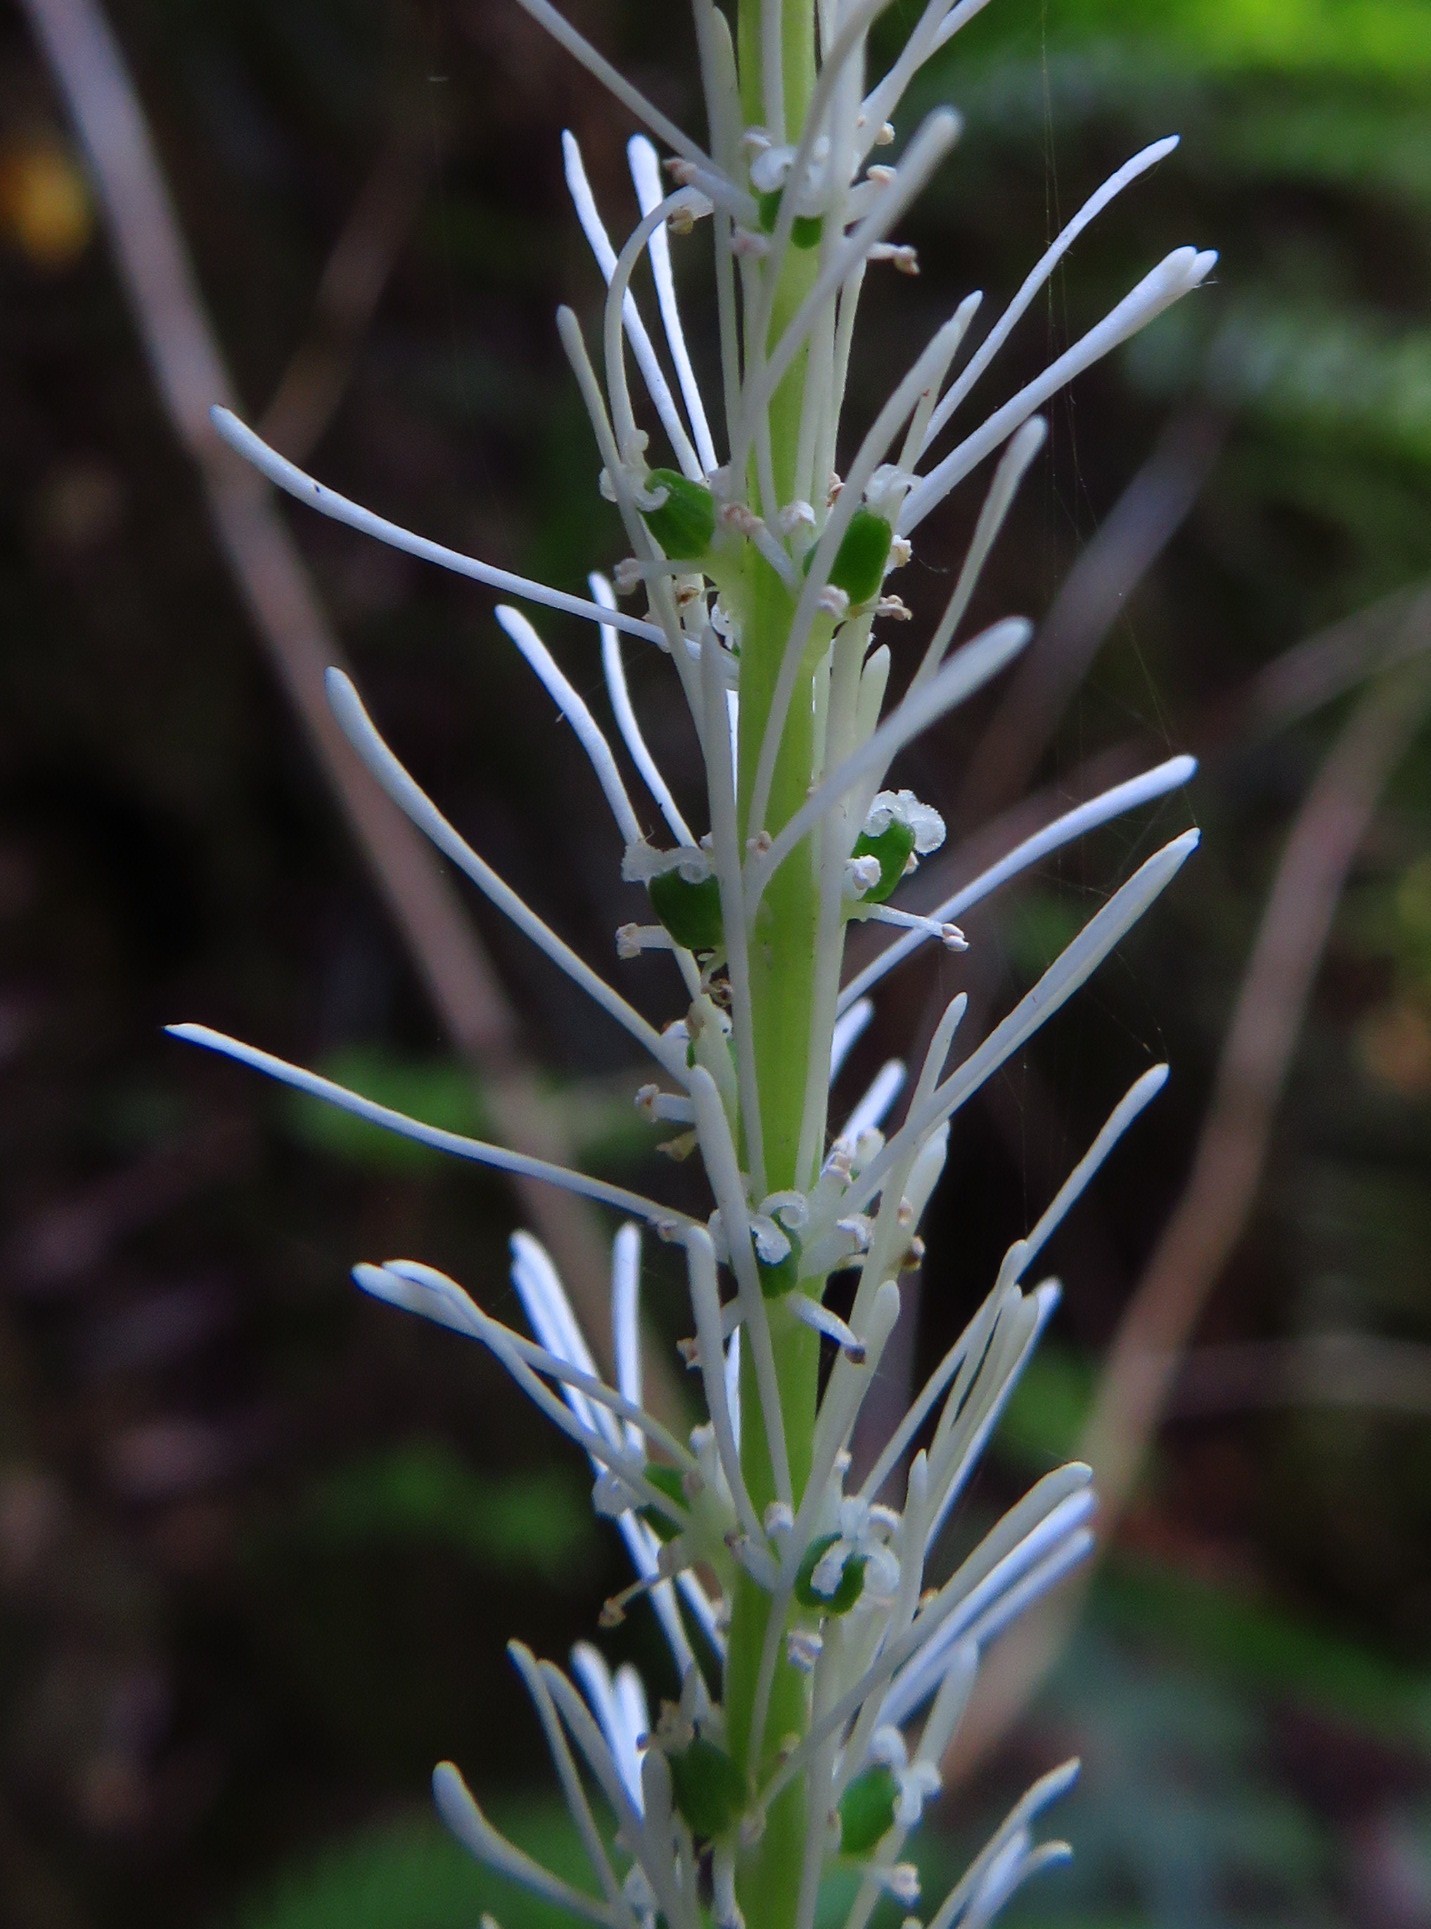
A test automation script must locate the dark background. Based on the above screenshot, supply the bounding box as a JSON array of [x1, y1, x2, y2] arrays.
[[1, 2, 1429, 1926]]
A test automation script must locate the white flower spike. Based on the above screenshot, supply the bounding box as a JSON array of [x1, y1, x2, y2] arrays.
[[177, 6, 1208, 1929]]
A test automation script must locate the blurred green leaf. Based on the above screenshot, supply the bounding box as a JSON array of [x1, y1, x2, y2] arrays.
[[1127, 299, 1431, 467], [996, 1344, 1096, 1472], [284, 1046, 652, 1175], [1100, 1554, 1431, 1743], [302, 1444, 596, 1583], [226, 1799, 586, 1929], [1015, 0, 1431, 78]]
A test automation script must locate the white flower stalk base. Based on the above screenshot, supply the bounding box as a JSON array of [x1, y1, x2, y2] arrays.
[[175, 5, 1211, 1928]]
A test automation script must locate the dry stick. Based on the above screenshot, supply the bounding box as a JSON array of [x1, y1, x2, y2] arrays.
[[1170, 1334, 1431, 1422], [260, 128, 428, 462], [947, 631, 1431, 1781], [954, 412, 1221, 825], [21, 0, 622, 1359]]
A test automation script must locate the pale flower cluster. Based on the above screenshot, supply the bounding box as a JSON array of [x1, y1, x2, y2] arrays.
[[172, 4, 1209, 1927]]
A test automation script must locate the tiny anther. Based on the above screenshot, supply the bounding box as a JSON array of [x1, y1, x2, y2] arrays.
[[787, 1629, 823, 1672], [719, 501, 763, 537]]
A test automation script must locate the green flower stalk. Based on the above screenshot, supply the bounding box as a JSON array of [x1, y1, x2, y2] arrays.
[[172, 4, 1213, 1928]]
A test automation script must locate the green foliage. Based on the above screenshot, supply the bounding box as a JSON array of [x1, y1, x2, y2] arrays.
[[995, 1345, 1096, 1472], [284, 1046, 650, 1173], [301, 1444, 596, 1582], [1100, 1556, 1431, 1746], [226, 1801, 585, 1929]]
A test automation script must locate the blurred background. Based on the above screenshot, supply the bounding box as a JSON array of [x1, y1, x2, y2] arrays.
[[2, 1, 1430, 1925]]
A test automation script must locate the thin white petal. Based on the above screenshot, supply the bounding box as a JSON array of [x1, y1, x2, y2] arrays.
[[495, 606, 643, 844], [911, 416, 1048, 690], [591, 573, 696, 845], [562, 131, 701, 478], [325, 669, 680, 1074], [506, 1648, 635, 1925], [851, 830, 1199, 1213], [169, 1024, 692, 1230], [1016, 1065, 1169, 1277], [511, 0, 713, 170], [839, 755, 1197, 1010], [610, 1224, 644, 1453], [830, 998, 874, 1077], [433, 1763, 615, 1925], [838, 1059, 906, 1142], [920, 138, 1182, 452], [210, 408, 663, 644], [684, 1226, 765, 1546], [687, 1066, 791, 1503], [902, 248, 1217, 531], [628, 135, 718, 474]]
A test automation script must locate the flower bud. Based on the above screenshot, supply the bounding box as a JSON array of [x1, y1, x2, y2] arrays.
[[640, 468, 717, 558], [795, 1532, 866, 1614], [838, 1765, 899, 1856], [648, 869, 724, 952], [825, 508, 894, 605], [669, 1733, 745, 1840]]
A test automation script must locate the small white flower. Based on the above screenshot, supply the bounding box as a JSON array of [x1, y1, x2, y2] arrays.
[[845, 854, 884, 900], [863, 790, 947, 857], [749, 1214, 792, 1266], [621, 841, 713, 885], [810, 1496, 902, 1606], [788, 1628, 824, 1671], [869, 1726, 943, 1828]]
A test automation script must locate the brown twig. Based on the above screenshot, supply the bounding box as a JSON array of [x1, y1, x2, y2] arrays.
[[258, 128, 428, 461], [20, 0, 624, 1357], [1170, 1333, 1431, 1421], [947, 625, 1431, 1779], [954, 412, 1221, 825]]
